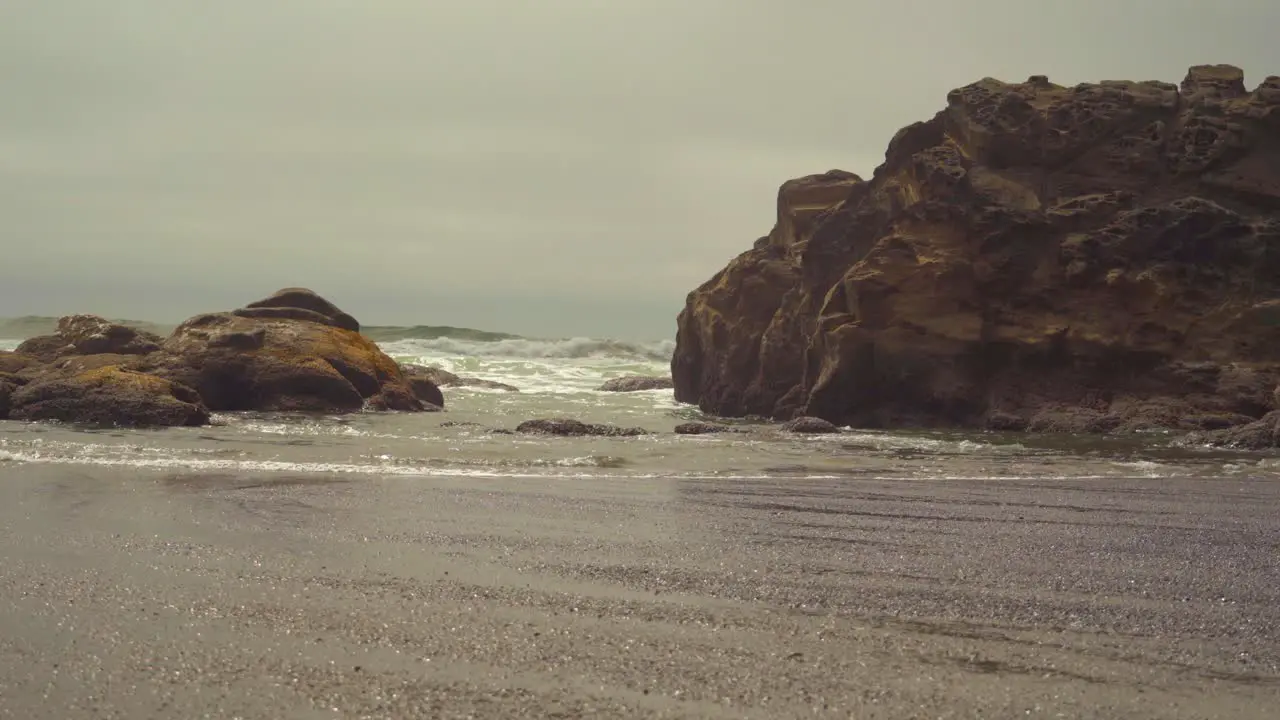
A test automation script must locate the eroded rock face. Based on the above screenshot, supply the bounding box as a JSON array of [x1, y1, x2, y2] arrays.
[[8, 366, 210, 427], [673, 65, 1280, 432]]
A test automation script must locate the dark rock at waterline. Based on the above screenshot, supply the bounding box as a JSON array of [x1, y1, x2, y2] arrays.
[[402, 364, 519, 393], [781, 416, 840, 434], [8, 366, 210, 427], [242, 287, 360, 332], [15, 315, 163, 363], [672, 65, 1280, 434], [0, 379, 15, 419], [1187, 411, 1280, 449], [515, 418, 649, 437], [399, 365, 446, 408], [984, 411, 1029, 432], [674, 421, 736, 434], [1025, 396, 1259, 435], [598, 375, 674, 392]]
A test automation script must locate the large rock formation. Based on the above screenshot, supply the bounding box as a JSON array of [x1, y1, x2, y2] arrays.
[[674, 65, 1280, 433], [1, 288, 435, 425]]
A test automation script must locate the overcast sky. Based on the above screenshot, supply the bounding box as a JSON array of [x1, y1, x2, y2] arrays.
[[1, 1, 1276, 338]]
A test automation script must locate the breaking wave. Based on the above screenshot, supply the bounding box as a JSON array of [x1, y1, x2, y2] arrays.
[[379, 336, 675, 362]]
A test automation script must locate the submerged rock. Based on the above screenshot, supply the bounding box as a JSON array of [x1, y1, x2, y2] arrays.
[[598, 375, 674, 392], [782, 416, 840, 434], [672, 65, 1280, 435], [515, 418, 649, 437], [8, 366, 209, 427], [674, 421, 735, 434]]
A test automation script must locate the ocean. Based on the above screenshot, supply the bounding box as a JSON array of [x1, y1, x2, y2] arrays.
[[1, 330, 1273, 482]]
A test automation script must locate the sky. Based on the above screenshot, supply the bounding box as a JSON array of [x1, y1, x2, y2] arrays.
[[1, 1, 1277, 339]]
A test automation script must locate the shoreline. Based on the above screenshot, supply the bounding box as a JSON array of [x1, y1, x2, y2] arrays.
[[2, 464, 1276, 717]]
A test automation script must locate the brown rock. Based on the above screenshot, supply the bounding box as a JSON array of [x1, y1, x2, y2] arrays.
[[8, 366, 209, 427], [0, 379, 15, 419], [141, 295, 421, 413], [0, 351, 41, 375], [1189, 411, 1280, 449], [242, 287, 360, 332], [598, 375, 675, 392], [15, 315, 162, 362], [400, 364, 446, 408], [673, 65, 1280, 434]]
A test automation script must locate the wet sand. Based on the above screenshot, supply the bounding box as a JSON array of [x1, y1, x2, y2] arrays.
[[1, 464, 1277, 718]]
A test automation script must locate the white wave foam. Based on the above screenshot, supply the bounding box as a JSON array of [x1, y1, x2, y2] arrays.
[[378, 336, 676, 397], [380, 336, 675, 361]]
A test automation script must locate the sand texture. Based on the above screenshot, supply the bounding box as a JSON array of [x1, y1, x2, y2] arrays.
[[1, 465, 1277, 718]]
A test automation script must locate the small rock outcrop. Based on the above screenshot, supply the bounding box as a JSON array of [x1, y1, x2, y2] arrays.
[[515, 418, 649, 437], [15, 315, 162, 362], [674, 421, 735, 434], [598, 376, 675, 392], [399, 365, 446, 408], [673, 65, 1280, 433], [0, 289, 431, 426], [402, 364, 519, 393], [782, 416, 840, 434], [8, 366, 209, 427]]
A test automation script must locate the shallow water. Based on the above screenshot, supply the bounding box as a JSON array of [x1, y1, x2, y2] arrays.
[[2, 336, 1277, 481]]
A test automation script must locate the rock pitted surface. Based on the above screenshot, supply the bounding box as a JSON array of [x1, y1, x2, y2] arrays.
[[673, 65, 1280, 435]]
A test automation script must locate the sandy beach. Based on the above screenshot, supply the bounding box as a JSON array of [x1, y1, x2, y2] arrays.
[[1, 464, 1277, 718]]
